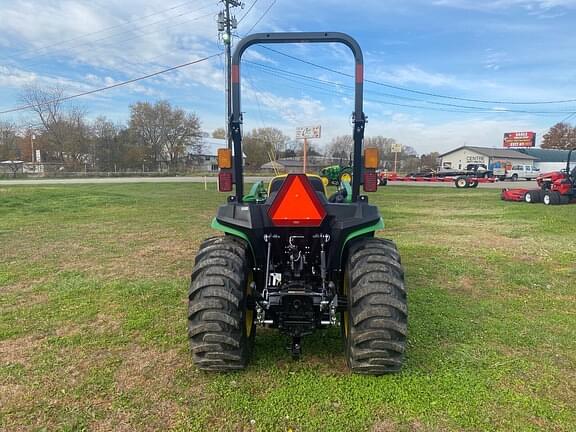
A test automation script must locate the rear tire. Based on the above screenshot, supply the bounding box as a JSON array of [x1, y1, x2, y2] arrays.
[[378, 177, 388, 186], [188, 236, 255, 371], [343, 237, 407, 375], [543, 191, 561, 205], [524, 190, 541, 203], [511, 174, 518, 181], [469, 180, 479, 188]]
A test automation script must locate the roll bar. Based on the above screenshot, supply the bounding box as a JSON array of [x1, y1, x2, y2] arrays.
[[230, 32, 366, 202]]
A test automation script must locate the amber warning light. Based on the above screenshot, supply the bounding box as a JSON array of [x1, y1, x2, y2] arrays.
[[268, 174, 326, 227]]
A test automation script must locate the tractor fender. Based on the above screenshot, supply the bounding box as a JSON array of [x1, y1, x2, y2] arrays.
[[338, 218, 385, 266], [211, 218, 255, 261]]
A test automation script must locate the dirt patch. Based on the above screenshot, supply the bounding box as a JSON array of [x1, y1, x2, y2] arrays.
[[89, 411, 134, 432], [0, 334, 45, 367], [371, 418, 399, 432], [0, 384, 28, 409], [450, 276, 481, 298], [115, 345, 184, 392], [55, 313, 122, 338]]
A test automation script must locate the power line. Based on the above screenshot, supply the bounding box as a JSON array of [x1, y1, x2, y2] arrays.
[[0, 53, 221, 115], [238, 0, 259, 23], [559, 112, 576, 123], [2, 1, 209, 62], [7, 4, 217, 71], [245, 0, 277, 34], [258, 46, 576, 106], [244, 60, 576, 115]]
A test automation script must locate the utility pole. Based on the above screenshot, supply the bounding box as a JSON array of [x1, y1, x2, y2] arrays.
[[29, 125, 35, 163], [218, 0, 243, 149]]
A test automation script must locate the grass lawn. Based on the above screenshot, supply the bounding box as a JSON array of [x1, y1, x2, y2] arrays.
[[1, 183, 575, 431]]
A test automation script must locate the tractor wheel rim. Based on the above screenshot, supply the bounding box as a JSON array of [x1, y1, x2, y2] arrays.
[[526, 194, 531, 202], [544, 195, 550, 205], [458, 179, 466, 187], [321, 177, 329, 186], [341, 173, 352, 183]]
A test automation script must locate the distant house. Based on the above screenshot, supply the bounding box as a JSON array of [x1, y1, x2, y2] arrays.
[[186, 135, 246, 172], [515, 148, 573, 172], [439, 146, 537, 170]]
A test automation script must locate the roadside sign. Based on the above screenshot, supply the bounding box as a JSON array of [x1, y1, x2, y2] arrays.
[[503, 132, 536, 148], [391, 143, 403, 153], [296, 125, 321, 139]]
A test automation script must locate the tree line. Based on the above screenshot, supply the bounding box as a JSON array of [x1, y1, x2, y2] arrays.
[[0, 86, 202, 173], [4, 84, 572, 175]]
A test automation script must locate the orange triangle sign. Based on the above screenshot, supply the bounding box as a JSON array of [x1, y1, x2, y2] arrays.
[[268, 174, 326, 227]]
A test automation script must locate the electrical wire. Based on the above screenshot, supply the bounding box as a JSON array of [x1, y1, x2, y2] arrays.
[[238, 0, 259, 23], [258, 46, 576, 106], [0, 53, 222, 115], [2, 1, 210, 62], [243, 61, 576, 115], [7, 4, 217, 71], [244, 0, 277, 34]]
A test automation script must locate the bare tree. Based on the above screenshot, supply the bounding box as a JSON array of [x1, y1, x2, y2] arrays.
[[20, 85, 89, 169], [212, 127, 226, 139], [0, 121, 21, 176], [326, 135, 353, 160], [129, 100, 202, 170], [242, 127, 291, 168]]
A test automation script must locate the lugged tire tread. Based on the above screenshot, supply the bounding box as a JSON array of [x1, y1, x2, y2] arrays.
[[345, 237, 407, 375], [188, 236, 252, 371]]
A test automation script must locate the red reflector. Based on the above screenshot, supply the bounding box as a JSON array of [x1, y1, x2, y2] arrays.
[[268, 174, 326, 227], [363, 172, 378, 192], [218, 172, 233, 192]]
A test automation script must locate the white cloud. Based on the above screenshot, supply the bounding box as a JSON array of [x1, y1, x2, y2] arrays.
[[370, 65, 455, 87], [431, 0, 576, 14]]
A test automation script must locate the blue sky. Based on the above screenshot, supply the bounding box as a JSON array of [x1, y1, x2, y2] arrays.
[[0, 0, 575, 153]]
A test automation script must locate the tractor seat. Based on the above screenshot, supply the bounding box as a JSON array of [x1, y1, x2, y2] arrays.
[[268, 175, 327, 196]]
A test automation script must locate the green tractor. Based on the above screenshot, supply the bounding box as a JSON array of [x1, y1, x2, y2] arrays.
[[319, 163, 353, 187], [188, 32, 407, 375]]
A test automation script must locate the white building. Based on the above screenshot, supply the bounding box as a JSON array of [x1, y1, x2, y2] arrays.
[[515, 148, 573, 173], [186, 136, 246, 172], [439, 146, 537, 170]]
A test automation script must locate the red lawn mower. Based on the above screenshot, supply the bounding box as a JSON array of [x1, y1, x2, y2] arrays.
[[501, 148, 576, 205]]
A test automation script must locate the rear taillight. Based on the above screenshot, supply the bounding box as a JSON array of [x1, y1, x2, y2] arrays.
[[218, 172, 233, 192], [363, 172, 378, 192]]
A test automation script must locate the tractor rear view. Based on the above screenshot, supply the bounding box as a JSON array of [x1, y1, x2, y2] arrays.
[[188, 33, 407, 375]]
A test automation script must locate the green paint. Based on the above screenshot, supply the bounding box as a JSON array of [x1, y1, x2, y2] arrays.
[[243, 181, 267, 203], [341, 181, 352, 203], [340, 217, 384, 260], [211, 218, 254, 255]]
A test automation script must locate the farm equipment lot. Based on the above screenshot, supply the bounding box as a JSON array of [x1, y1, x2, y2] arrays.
[[1, 184, 575, 431]]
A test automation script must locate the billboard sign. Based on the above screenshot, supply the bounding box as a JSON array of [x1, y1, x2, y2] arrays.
[[296, 125, 321, 139], [503, 132, 536, 148]]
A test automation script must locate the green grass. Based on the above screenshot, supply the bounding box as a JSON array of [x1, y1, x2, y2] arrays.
[[1, 183, 575, 431]]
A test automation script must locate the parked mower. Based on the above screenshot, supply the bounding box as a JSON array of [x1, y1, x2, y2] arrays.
[[501, 148, 576, 205], [188, 32, 407, 375]]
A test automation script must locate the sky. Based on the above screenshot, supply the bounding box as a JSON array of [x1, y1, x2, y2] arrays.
[[0, 0, 575, 154]]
